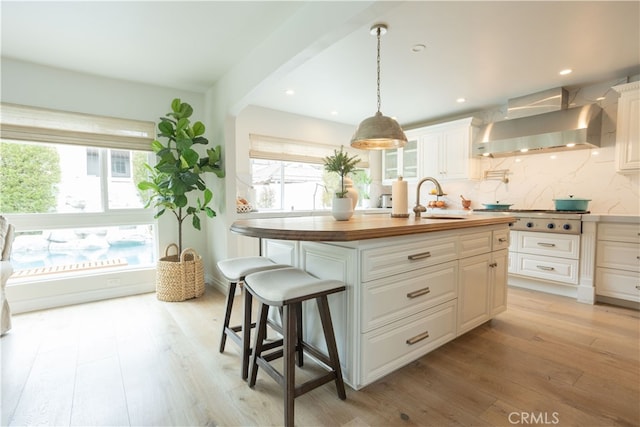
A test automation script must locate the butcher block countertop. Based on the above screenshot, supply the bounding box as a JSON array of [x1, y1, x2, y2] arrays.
[[231, 213, 515, 241]]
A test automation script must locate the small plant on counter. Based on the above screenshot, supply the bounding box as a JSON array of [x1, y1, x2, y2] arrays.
[[323, 146, 360, 198]]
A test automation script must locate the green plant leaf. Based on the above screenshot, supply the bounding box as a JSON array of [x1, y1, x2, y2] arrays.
[[158, 120, 174, 137], [193, 136, 208, 145], [171, 98, 181, 113], [174, 194, 188, 207], [203, 188, 213, 206], [154, 208, 166, 218], [176, 117, 189, 132], [192, 121, 205, 136], [205, 207, 216, 218], [180, 148, 199, 168], [179, 102, 193, 119], [192, 214, 201, 230]]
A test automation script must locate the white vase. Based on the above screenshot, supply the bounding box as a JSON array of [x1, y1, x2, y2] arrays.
[[331, 197, 353, 221], [343, 178, 359, 210]]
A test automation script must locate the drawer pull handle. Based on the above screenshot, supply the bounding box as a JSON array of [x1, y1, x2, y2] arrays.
[[406, 287, 431, 299], [498, 238, 508, 243], [406, 331, 430, 345], [408, 251, 431, 260], [537, 242, 556, 248], [536, 265, 555, 271], [489, 262, 498, 268]]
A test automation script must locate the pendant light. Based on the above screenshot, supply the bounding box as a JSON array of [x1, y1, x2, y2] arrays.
[[351, 24, 407, 150]]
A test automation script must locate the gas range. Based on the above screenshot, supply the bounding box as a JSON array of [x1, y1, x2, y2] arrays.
[[472, 209, 589, 234]]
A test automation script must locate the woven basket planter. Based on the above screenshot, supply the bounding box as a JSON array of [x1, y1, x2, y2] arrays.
[[156, 244, 205, 302]]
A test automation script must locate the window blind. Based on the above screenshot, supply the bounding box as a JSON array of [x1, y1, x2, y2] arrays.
[[0, 103, 156, 151], [249, 133, 369, 168]]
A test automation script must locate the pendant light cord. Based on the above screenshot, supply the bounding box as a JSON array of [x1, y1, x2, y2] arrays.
[[376, 27, 382, 114]]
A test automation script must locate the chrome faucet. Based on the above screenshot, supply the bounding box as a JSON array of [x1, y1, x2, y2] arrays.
[[413, 177, 444, 218]]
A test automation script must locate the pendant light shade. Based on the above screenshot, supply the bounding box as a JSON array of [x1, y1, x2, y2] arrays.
[[351, 24, 407, 150]]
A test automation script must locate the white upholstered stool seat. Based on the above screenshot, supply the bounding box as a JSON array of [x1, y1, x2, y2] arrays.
[[244, 267, 346, 427], [216, 256, 289, 379]]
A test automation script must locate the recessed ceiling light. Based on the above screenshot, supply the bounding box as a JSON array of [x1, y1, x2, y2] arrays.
[[411, 44, 426, 52], [559, 69, 572, 76], [520, 148, 529, 153], [566, 143, 576, 147], [596, 96, 605, 101], [515, 158, 522, 163], [591, 151, 599, 156], [285, 89, 295, 96], [330, 110, 338, 116], [550, 155, 557, 159], [456, 98, 466, 103]]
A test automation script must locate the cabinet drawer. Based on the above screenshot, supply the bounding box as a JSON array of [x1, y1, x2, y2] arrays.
[[459, 231, 492, 258], [361, 236, 457, 282], [598, 222, 640, 244], [596, 268, 640, 302], [517, 232, 580, 259], [515, 253, 579, 285], [493, 229, 510, 251], [361, 261, 457, 332], [596, 241, 640, 272], [360, 300, 456, 386]]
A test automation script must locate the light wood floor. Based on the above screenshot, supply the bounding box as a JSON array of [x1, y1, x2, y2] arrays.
[[2, 286, 638, 426]]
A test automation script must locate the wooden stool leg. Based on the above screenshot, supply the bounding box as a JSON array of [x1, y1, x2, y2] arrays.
[[295, 302, 304, 367], [316, 295, 346, 400], [241, 289, 253, 380], [219, 281, 237, 353], [248, 302, 269, 388], [283, 304, 296, 427]]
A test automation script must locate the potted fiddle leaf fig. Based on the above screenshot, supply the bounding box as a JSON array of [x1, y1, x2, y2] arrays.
[[138, 98, 224, 301], [323, 146, 360, 220]]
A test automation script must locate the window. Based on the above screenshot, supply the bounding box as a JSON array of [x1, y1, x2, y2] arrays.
[[248, 134, 369, 211], [0, 103, 157, 282]]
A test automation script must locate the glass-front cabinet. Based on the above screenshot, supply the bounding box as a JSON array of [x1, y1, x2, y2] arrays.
[[382, 138, 418, 182]]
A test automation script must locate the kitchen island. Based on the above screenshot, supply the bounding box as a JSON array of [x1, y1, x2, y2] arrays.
[[231, 213, 514, 389]]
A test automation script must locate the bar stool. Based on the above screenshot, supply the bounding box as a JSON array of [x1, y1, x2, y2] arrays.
[[244, 267, 346, 427], [216, 256, 289, 379]]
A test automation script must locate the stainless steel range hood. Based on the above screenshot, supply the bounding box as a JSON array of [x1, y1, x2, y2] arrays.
[[472, 91, 603, 158]]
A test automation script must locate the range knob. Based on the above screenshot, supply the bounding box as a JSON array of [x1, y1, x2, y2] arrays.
[[526, 222, 534, 228], [563, 224, 572, 231], [547, 223, 555, 229]]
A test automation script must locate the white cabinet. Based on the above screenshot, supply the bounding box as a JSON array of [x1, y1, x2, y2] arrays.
[[407, 117, 481, 181], [613, 82, 640, 174], [382, 138, 418, 181], [457, 248, 508, 335], [509, 231, 580, 285], [595, 222, 640, 303], [265, 223, 510, 389]]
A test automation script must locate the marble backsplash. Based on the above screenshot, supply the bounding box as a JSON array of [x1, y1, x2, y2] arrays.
[[378, 76, 640, 215]]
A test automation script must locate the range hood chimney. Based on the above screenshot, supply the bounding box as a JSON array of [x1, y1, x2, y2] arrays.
[[473, 88, 602, 158]]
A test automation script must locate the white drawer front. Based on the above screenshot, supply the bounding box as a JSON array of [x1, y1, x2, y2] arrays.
[[493, 229, 510, 251], [361, 261, 457, 332], [459, 231, 492, 258], [515, 253, 579, 285], [596, 268, 640, 302], [597, 241, 640, 272], [361, 236, 457, 282], [598, 222, 640, 244], [517, 232, 580, 259], [360, 300, 456, 386]]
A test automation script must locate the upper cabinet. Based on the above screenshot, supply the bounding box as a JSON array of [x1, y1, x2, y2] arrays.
[[382, 138, 418, 182], [613, 82, 640, 174], [413, 117, 481, 181]]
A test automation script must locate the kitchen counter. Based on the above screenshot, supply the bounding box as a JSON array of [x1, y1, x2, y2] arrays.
[[231, 213, 514, 241], [230, 213, 513, 389]]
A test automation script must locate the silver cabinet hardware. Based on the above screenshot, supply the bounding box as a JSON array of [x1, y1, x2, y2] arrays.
[[536, 265, 555, 271], [406, 287, 431, 299], [537, 242, 556, 247], [408, 251, 431, 260], [406, 331, 430, 345]]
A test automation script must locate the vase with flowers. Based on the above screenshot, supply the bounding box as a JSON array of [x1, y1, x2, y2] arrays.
[[323, 146, 360, 220]]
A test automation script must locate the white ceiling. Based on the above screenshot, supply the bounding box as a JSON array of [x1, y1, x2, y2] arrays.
[[2, 1, 639, 128]]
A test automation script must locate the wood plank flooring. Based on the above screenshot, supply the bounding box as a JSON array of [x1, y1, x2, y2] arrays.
[[1, 286, 638, 426]]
